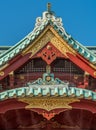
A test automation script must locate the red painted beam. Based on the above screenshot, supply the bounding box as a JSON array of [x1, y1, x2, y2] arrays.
[[67, 53, 96, 78], [0, 99, 27, 114], [0, 98, 96, 115], [8, 54, 21, 65], [0, 53, 31, 80], [33, 42, 67, 64], [70, 99, 96, 113]]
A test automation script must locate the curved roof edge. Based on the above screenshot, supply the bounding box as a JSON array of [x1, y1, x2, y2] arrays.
[[0, 7, 96, 67], [0, 86, 96, 101]]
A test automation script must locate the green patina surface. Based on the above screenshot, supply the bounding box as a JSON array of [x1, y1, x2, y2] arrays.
[[0, 8, 96, 66], [0, 86, 96, 101], [27, 72, 69, 85], [0, 72, 96, 101]]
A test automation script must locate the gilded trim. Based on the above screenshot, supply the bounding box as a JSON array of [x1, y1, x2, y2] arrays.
[[9, 71, 14, 75], [90, 63, 96, 70], [0, 71, 4, 76], [94, 71, 96, 76], [22, 26, 76, 59], [0, 64, 8, 71], [18, 97, 80, 111], [22, 26, 53, 56]]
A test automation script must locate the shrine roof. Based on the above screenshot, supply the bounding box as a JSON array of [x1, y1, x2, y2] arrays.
[[0, 86, 96, 101], [0, 46, 11, 55], [86, 46, 96, 54], [0, 4, 96, 66], [0, 46, 96, 55]]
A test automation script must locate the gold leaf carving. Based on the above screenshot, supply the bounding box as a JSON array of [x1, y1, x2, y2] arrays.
[[90, 63, 96, 70], [22, 26, 54, 56], [18, 97, 80, 111], [50, 27, 76, 56], [22, 26, 76, 59], [0, 64, 8, 71], [0, 71, 4, 76], [51, 37, 69, 57], [9, 71, 14, 75]]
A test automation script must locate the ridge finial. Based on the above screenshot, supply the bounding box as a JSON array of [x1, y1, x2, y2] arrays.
[[47, 3, 51, 12]]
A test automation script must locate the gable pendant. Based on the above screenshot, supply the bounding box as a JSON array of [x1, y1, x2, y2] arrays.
[[33, 42, 66, 64]]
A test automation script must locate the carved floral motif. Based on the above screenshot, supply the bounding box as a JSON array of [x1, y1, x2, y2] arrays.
[[34, 42, 64, 64], [22, 27, 76, 60], [19, 97, 79, 111]]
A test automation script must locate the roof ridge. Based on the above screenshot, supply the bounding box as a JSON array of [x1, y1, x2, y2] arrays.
[[0, 8, 96, 67], [0, 10, 67, 66], [76, 40, 96, 57], [0, 86, 96, 101]]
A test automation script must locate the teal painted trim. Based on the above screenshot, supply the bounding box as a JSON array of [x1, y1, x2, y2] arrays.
[[0, 19, 48, 66], [73, 41, 96, 63], [68, 38, 74, 46], [0, 87, 96, 101], [0, 46, 12, 48], [54, 24, 58, 30], [73, 43, 79, 50], [0, 10, 96, 67], [58, 29, 63, 36], [30, 72, 67, 85]]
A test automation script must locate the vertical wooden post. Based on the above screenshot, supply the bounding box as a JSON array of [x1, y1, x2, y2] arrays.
[[9, 71, 14, 89], [46, 65, 51, 73], [84, 72, 89, 88]]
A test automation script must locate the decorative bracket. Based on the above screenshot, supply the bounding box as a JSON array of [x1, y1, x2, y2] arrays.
[[34, 42, 65, 64]]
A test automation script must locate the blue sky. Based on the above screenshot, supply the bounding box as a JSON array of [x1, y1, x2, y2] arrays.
[[0, 0, 96, 46]]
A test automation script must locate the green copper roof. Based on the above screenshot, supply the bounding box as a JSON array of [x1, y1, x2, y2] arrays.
[[0, 86, 96, 101], [0, 46, 11, 55], [27, 72, 70, 86], [1, 72, 95, 101], [87, 46, 96, 55], [0, 8, 96, 66]]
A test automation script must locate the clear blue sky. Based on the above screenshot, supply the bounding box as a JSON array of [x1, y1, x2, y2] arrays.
[[0, 0, 96, 46]]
